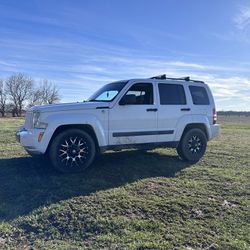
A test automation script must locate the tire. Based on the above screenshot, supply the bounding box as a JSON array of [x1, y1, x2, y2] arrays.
[[177, 128, 207, 163], [49, 129, 96, 173]]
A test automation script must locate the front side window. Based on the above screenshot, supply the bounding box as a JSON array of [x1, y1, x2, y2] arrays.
[[122, 83, 153, 105], [189, 86, 210, 105], [158, 83, 186, 105], [88, 81, 128, 102]]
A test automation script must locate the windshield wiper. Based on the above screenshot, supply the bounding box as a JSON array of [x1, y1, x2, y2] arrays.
[[87, 100, 107, 102]]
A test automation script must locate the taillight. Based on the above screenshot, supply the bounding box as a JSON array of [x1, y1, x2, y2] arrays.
[[213, 108, 217, 124]]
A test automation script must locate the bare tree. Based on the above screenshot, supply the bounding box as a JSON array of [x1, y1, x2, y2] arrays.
[[40, 79, 60, 104], [0, 79, 7, 117], [6, 103, 18, 117], [29, 88, 43, 107], [29, 80, 60, 107], [5, 73, 34, 116]]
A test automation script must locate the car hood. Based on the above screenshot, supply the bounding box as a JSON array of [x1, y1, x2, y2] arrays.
[[29, 102, 110, 113]]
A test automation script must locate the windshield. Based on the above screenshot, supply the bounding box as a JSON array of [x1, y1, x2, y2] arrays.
[[88, 81, 128, 102]]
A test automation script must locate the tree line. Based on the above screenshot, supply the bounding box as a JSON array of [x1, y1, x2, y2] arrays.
[[0, 73, 60, 117]]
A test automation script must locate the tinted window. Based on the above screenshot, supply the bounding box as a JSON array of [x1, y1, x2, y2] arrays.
[[189, 86, 210, 105], [123, 83, 153, 105], [158, 84, 186, 105]]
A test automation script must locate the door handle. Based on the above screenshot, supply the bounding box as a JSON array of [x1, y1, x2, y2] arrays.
[[181, 108, 191, 111], [146, 108, 158, 112]]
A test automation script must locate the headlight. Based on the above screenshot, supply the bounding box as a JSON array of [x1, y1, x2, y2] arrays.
[[33, 111, 48, 129], [33, 111, 40, 127]]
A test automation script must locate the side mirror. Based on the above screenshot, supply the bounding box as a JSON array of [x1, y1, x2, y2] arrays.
[[119, 94, 136, 105]]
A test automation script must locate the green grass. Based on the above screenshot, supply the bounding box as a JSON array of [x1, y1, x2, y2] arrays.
[[0, 116, 249, 249]]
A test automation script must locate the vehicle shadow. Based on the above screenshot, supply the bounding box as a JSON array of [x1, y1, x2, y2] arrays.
[[0, 150, 191, 221]]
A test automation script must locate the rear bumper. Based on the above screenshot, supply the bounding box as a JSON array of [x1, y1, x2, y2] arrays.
[[16, 127, 44, 155], [209, 124, 220, 140]]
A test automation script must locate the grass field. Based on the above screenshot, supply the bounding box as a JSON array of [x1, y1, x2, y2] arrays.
[[0, 116, 249, 249]]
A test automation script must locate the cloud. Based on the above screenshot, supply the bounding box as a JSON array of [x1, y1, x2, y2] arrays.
[[0, 60, 15, 67], [166, 61, 205, 69], [234, 6, 250, 30], [163, 61, 250, 73], [56, 56, 250, 111], [1, 36, 250, 111], [215, 5, 250, 44]]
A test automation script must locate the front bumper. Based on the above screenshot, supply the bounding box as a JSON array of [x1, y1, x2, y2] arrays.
[[16, 127, 44, 155]]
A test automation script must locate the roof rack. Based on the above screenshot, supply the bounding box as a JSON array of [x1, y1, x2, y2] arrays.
[[150, 74, 204, 83], [150, 74, 168, 80]]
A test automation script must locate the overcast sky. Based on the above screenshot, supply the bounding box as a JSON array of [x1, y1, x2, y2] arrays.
[[1, 0, 250, 110]]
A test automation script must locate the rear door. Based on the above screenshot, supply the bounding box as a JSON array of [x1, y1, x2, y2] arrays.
[[157, 82, 190, 142], [109, 82, 158, 145]]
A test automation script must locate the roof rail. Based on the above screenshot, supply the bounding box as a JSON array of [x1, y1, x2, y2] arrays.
[[150, 74, 204, 83]]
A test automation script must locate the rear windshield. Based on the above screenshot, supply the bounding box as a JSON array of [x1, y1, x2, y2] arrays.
[[189, 86, 210, 105]]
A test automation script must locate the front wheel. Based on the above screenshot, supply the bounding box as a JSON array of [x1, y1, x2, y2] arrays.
[[49, 129, 96, 173], [177, 128, 207, 163]]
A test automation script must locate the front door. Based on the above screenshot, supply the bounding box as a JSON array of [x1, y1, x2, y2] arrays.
[[109, 82, 158, 145]]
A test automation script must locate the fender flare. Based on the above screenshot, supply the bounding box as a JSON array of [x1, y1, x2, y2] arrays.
[[40, 113, 107, 153], [174, 115, 211, 141]]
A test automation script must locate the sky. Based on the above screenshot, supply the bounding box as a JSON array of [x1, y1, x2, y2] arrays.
[[0, 0, 250, 111]]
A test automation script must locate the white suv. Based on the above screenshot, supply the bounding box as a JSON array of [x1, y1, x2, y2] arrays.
[[17, 75, 220, 173]]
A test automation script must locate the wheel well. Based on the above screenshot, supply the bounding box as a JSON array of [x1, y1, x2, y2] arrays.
[[182, 123, 208, 140], [46, 124, 100, 154]]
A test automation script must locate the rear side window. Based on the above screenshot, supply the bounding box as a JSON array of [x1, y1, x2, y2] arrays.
[[158, 84, 186, 105], [189, 86, 210, 105]]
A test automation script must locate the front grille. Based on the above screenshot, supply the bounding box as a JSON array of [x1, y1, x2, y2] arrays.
[[24, 112, 33, 129]]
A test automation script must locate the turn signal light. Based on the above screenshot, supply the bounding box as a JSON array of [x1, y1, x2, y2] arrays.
[[38, 132, 44, 142]]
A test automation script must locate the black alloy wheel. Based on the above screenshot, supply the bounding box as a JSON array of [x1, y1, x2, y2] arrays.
[[49, 129, 96, 173], [177, 128, 207, 163]]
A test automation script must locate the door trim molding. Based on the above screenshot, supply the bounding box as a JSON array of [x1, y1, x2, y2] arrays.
[[112, 130, 174, 137]]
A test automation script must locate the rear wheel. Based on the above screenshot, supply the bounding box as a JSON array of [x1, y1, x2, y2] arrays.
[[177, 128, 207, 163], [49, 129, 96, 173]]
